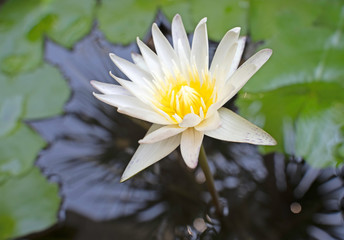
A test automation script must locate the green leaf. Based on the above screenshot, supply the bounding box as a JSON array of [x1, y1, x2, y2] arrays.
[[0, 167, 60, 239], [235, 0, 344, 168], [0, 63, 69, 181], [190, 0, 249, 41], [97, 0, 159, 45], [0, 0, 95, 75], [97, 0, 195, 45], [244, 0, 344, 92], [97, 0, 249, 44], [45, 0, 96, 48], [0, 95, 23, 137], [238, 82, 344, 168], [0, 64, 70, 120], [0, 122, 45, 183]]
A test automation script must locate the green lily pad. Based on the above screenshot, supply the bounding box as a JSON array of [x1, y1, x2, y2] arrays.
[[0, 64, 69, 120], [0, 63, 69, 181], [97, 0, 161, 45], [0, 122, 45, 183], [236, 0, 344, 168], [238, 82, 344, 167], [0, 0, 95, 75], [0, 95, 23, 137], [0, 167, 60, 239], [97, 0, 248, 44], [97, 0, 198, 45], [190, 0, 249, 40]]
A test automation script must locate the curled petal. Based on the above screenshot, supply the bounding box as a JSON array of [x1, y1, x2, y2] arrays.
[[131, 52, 149, 71], [136, 38, 164, 80], [180, 128, 204, 169], [152, 23, 179, 73], [204, 107, 277, 145], [90, 80, 131, 96], [195, 110, 221, 132], [179, 113, 202, 128], [93, 93, 171, 125], [172, 14, 191, 59], [121, 124, 181, 182], [191, 18, 208, 76], [221, 49, 273, 104], [139, 124, 186, 144], [226, 36, 246, 79], [210, 27, 240, 77], [109, 53, 153, 85]]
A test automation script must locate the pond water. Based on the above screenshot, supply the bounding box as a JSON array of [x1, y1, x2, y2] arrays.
[[23, 15, 344, 240]]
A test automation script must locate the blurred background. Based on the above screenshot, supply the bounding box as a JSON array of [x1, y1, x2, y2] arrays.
[[0, 0, 343, 239]]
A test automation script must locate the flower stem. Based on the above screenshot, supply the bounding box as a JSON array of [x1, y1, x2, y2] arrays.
[[199, 144, 222, 216]]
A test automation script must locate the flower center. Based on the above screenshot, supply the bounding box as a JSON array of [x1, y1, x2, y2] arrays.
[[175, 85, 202, 116], [152, 70, 217, 123]]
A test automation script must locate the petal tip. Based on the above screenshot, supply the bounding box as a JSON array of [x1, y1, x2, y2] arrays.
[[120, 174, 129, 183], [90, 80, 96, 87], [262, 48, 273, 57], [173, 13, 181, 21], [185, 159, 198, 169], [152, 23, 159, 31], [109, 53, 119, 63], [267, 137, 277, 146], [231, 27, 241, 33], [92, 92, 101, 99]]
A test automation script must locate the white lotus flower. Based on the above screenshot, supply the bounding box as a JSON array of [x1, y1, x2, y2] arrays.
[[91, 14, 276, 182]]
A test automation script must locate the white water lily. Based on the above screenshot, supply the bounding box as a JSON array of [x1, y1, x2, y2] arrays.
[[91, 14, 276, 182]]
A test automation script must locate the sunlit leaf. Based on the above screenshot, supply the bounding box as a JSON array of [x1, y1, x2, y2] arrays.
[[0, 123, 45, 183], [97, 0, 249, 44], [0, 0, 95, 75], [0, 64, 69, 120], [237, 0, 344, 168], [97, 0, 160, 45], [0, 95, 23, 137], [0, 167, 60, 239], [190, 0, 249, 41]]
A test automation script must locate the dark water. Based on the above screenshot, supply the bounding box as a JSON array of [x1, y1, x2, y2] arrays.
[[25, 14, 344, 240]]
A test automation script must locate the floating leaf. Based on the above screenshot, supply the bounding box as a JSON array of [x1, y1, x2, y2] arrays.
[[97, 0, 249, 45], [237, 0, 344, 168], [0, 95, 23, 137], [0, 64, 70, 120], [0, 123, 44, 183], [97, 0, 161, 45], [0, 167, 60, 239], [0, 59, 69, 182], [190, 0, 249, 40], [0, 0, 95, 75]]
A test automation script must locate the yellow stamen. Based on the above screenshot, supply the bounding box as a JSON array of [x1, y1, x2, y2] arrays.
[[152, 69, 217, 123]]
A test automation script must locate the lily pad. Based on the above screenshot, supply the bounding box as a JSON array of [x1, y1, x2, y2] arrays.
[[236, 0, 344, 168], [0, 167, 60, 239], [0, 122, 44, 183], [0, 60, 69, 182], [190, 0, 249, 40], [0, 64, 70, 120], [97, 0, 249, 45], [0, 0, 95, 75]]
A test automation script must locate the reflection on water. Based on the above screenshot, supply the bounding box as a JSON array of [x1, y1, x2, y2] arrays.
[[27, 14, 344, 240]]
